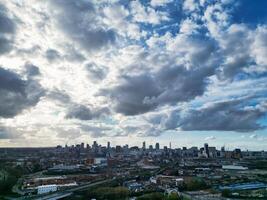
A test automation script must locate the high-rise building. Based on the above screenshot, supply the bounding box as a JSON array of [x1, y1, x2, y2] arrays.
[[204, 143, 210, 158], [81, 142, 85, 149], [116, 145, 122, 153], [155, 143, 160, 150], [233, 148, 242, 159], [164, 146, 168, 151], [221, 146, 225, 152], [220, 146, 225, 157], [149, 145, 153, 150], [92, 141, 98, 153], [107, 141, 110, 149], [142, 141, 146, 150]]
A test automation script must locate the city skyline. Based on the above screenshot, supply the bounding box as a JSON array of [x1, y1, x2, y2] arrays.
[[0, 0, 267, 149], [56, 140, 251, 153]]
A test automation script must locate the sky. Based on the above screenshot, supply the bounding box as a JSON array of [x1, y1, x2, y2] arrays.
[[0, 0, 267, 150]]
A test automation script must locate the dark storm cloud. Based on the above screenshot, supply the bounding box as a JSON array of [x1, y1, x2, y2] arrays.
[[49, 0, 116, 52], [103, 64, 214, 116], [66, 104, 110, 121], [85, 62, 108, 81], [0, 67, 44, 118], [0, 4, 15, 55], [180, 99, 266, 132]]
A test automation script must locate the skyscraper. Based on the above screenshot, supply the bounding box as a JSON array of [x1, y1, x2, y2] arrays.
[[155, 143, 160, 150], [142, 141, 146, 150], [204, 143, 210, 158]]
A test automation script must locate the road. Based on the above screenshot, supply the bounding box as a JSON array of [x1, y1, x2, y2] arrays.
[[35, 192, 72, 200], [69, 178, 113, 192], [180, 192, 241, 200]]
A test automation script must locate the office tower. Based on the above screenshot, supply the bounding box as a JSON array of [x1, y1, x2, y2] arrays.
[[107, 141, 110, 149], [93, 141, 97, 147], [155, 142, 160, 150], [164, 146, 168, 151], [204, 143, 210, 158], [142, 141, 146, 150], [92, 141, 98, 153]]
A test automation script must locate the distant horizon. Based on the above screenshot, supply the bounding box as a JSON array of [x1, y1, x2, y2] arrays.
[[1, 141, 266, 152]]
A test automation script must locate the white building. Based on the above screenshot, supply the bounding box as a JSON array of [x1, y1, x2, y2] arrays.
[[37, 184, 57, 194], [222, 165, 248, 170], [94, 157, 107, 165]]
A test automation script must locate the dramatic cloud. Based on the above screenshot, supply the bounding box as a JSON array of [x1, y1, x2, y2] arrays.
[[66, 104, 110, 121], [49, 0, 116, 52], [180, 99, 266, 132], [104, 63, 214, 115], [0, 67, 44, 118], [0, 3, 15, 55]]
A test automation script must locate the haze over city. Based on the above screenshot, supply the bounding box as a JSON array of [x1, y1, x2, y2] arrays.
[[0, 0, 267, 150]]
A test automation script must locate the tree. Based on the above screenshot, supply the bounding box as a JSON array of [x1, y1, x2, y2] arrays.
[[137, 192, 164, 200], [89, 186, 129, 200], [0, 174, 17, 194], [186, 178, 208, 191], [222, 189, 231, 197], [166, 193, 181, 200]]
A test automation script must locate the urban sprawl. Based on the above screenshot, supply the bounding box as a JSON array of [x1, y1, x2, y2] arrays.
[[1, 142, 267, 200]]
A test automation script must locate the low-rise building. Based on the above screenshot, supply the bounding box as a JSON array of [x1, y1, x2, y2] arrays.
[[222, 165, 248, 170], [37, 184, 57, 194]]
